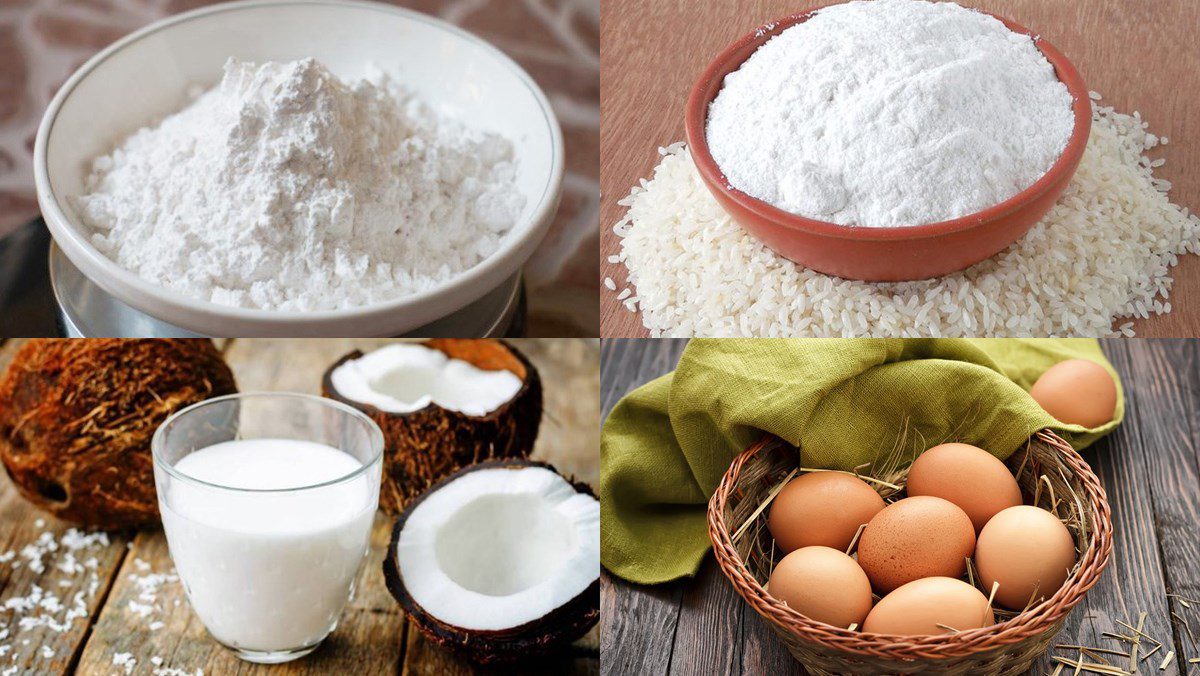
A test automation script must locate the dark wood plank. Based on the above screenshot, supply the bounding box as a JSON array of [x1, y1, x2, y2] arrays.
[[600, 572, 684, 676], [1122, 340, 1200, 668], [668, 559, 743, 676], [739, 600, 802, 676], [599, 339, 688, 419], [599, 339, 690, 675]]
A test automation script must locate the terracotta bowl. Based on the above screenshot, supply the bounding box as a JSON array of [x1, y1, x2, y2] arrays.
[[685, 4, 1092, 282]]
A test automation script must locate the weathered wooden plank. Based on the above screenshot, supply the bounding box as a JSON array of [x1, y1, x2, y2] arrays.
[[599, 339, 687, 419], [1123, 340, 1200, 668], [74, 513, 403, 676], [514, 338, 602, 487], [222, 338, 393, 393], [0, 338, 133, 674], [0, 493, 131, 674], [738, 600, 802, 676], [668, 559, 743, 676], [600, 571, 684, 676], [599, 339, 690, 675]]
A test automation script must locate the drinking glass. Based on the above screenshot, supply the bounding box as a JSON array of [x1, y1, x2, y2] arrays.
[[152, 392, 383, 664]]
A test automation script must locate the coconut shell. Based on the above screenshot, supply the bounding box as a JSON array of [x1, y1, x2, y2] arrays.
[[0, 339, 237, 529], [322, 339, 542, 514], [383, 459, 599, 664]]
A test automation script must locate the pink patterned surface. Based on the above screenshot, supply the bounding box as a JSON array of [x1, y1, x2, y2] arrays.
[[0, 0, 599, 336]]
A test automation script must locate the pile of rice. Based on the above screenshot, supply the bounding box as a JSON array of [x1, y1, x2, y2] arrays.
[[607, 97, 1200, 337]]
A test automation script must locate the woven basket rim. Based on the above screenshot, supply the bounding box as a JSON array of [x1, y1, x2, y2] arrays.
[[707, 429, 1114, 661]]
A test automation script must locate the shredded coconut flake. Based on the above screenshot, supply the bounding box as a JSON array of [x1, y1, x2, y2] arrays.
[[153, 667, 203, 676], [125, 566, 179, 631], [113, 652, 136, 675], [0, 527, 110, 660]]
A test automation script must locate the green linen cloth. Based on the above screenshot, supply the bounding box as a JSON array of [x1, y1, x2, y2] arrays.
[[600, 338, 1123, 585]]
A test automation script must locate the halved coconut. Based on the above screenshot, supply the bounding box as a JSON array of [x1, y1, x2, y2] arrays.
[[322, 339, 541, 513], [383, 459, 599, 663]]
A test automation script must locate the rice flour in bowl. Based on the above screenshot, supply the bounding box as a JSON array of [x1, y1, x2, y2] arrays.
[[685, 0, 1092, 282], [34, 0, 563, 337]]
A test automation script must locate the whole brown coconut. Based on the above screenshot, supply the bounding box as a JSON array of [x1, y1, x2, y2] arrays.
[[322, 339, 542, 514], [0, 339, 237, 529]]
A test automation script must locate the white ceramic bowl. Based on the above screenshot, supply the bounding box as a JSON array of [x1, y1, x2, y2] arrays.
[[34, 0, 562, 337]]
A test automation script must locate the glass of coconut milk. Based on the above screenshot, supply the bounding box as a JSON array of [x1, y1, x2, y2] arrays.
[[152, 392, 383, 664]]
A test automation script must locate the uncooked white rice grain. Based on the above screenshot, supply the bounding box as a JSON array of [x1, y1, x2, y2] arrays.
[[610, 96, 1200, 337]]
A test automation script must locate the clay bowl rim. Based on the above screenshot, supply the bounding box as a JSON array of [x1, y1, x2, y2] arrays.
[[684, 3, 1093, 244]]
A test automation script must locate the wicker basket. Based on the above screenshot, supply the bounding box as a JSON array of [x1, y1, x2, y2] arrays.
[[708, 430, 1113, 675]]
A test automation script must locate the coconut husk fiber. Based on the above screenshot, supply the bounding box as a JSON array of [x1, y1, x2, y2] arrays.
[[0, 339, 237, 529], [323, 339, 542, 514]]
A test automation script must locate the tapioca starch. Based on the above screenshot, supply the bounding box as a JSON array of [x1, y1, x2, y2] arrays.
[[706, 0, 1075, 228], [75, 58, 524, 311]]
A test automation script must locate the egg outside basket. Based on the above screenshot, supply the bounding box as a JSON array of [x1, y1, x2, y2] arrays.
[[707, 430, 1112, 675]]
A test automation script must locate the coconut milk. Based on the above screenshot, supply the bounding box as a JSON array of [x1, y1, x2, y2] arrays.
[[158, 438, 375, 653]]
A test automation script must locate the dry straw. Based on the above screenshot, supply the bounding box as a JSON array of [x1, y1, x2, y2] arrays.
[[707, 430, 1113, 674]]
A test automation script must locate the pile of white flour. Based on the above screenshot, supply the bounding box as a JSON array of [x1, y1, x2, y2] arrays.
[[706, 0, 1075, 228], [75, 58, 525, 311]]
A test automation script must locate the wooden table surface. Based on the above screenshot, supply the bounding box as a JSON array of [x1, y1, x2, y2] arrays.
[[599, 338, 1200, 674], [0, 338, 600, 675], [599, 0, 1200, 338]]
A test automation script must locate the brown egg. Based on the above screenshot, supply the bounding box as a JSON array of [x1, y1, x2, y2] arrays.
[[906, 443, 1023, 533], [768, 472, 886, 553], [863, 577, 995, 635], [856, 496, 975, 594], [1029, 359, 1117, 428], [975, 505, 1076, 610], [767, 546, 873, 629]]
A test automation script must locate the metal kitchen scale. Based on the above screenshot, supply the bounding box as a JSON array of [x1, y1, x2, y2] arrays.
[[0, 220, 525, 338]]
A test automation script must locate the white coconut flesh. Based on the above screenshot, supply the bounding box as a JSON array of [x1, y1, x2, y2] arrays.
[[396, 466, 600, 632], [330, 343, 522, 417]]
